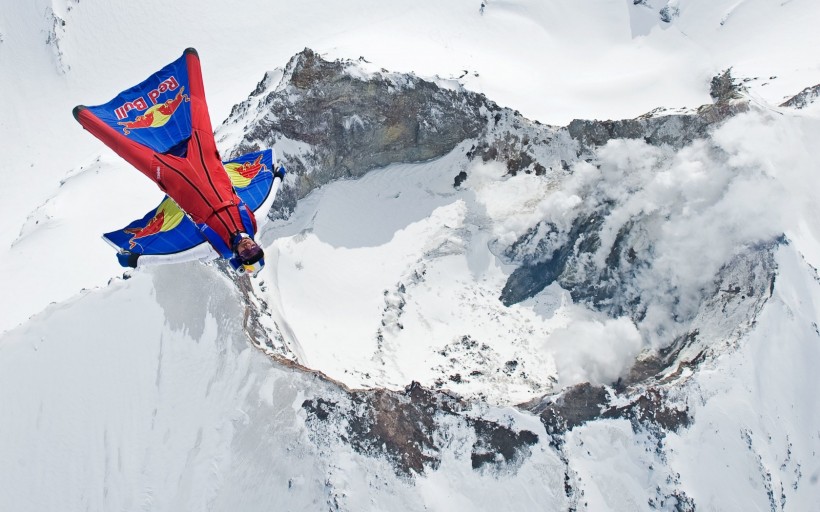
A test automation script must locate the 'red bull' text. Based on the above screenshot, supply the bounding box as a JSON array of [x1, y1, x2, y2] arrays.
[[114, 76, 180, 120]]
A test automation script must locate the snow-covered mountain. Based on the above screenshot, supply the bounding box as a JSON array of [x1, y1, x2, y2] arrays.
[[2, 1, 820, 510]]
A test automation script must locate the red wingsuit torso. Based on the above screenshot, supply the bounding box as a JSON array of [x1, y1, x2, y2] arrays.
[[75, 49, 255, 250]]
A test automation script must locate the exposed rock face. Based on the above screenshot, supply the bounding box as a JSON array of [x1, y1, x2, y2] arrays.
[[524, 382, 691, 442], [659, 5, 680, 23], [567, 115, 705, 150], [499, 67, 762, 334], [45, 7, 68, 73], [527, 383, 610, 439], [500, 209, 778, 326], [566, 68, 748, 157], [780, 83, 820, 109], [709, 68, 743, 103], [278, 50, 488, 166], [302, 383, 539, 477], [224, 49, 494, 215]]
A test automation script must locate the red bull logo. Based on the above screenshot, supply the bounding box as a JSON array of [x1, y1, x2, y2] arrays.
[[114, 75, 189, 134], [224, 155, 268, 188], [114, 97, 149, 120], [114, 76, 181, 119], [124, 198, 184, 248], [118, 87, 189, 135]]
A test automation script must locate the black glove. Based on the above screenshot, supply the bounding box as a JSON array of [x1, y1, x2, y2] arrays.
[[117, 252, 140, 268]]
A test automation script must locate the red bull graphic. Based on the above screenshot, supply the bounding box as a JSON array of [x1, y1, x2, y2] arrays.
[[114, 97, 150, 121], [114, 75, 182, 119], [123, 197, 185, 248], [118, 87, 189, 134], [224, 155, 268, 188], [85, 54, 193, 155]]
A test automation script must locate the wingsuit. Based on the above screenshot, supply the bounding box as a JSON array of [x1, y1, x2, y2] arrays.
[[73, 48, 258, 261]]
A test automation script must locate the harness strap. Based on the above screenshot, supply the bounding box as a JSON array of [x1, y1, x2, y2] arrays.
[[237, 202, 255, 238], [198, 223, 234, 259], [211, 200, 234, 213]]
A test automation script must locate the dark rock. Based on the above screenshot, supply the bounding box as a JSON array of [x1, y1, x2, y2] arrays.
[[710, 68, 743, 103], [226, 48, 491, 209], [565, 69, 748, 156], [526, 383, 610, 439], [501, 187, 777, 334], [603, 388, 691, 433], [659, 5, 679, 23], [481, 145, 498, 162], [780, 84, 820, 109], [567, 113, 714, 154], [523, 381, 690, 443], [506, 150, 534, 175], [302, 383, 539, 477], [303, 388, 441, 476], [469, 417, 539, 469], [302, 397, 337, 421], [500, 212, 606, 307], [453, 170, 468, 188], [500, 256, 562, 307], [670, 492, 696, 512], [619, 331, 702, 388], [224, 49, 576, 224]]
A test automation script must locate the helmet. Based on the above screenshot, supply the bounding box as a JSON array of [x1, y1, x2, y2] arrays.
[[234, 235, 264, 275]]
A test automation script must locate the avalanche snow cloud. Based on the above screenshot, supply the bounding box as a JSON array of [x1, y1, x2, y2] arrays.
[[529, 112, 812, 346], [2, 0, 820, 511]]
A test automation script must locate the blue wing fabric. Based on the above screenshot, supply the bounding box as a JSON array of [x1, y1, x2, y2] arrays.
[[227, 149, 274, 210], [102, 197, 203, 256], [85, 54, 192, 155], [103, 149, 275, 256]]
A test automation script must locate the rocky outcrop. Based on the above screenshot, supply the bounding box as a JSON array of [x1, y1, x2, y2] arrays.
[[659, 5, 679, 23], [567, 115, 705, 151], [500, 209, 778, 325], [780, 83, 820, 109], [302, 383, 538, 477], [566, 68, 748, 157], [523, 382, 691, 442], [224, 49, 495, 215], [500, 68, 762, 333], [45, 7, 68, 73]]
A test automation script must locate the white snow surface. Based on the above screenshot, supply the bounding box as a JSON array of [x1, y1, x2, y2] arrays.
[[2, 0, 820, 510]]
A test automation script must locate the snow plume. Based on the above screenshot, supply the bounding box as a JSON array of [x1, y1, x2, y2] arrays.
[[531, 109, 819, 350], [546, 307, 643, 389]]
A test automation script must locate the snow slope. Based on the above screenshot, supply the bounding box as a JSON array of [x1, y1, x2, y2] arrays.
[[2, 0, 820, 510], [0, 265, 569, 511]]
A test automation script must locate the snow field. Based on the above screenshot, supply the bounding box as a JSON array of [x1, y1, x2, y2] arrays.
[[2, 0, 820, 509]]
